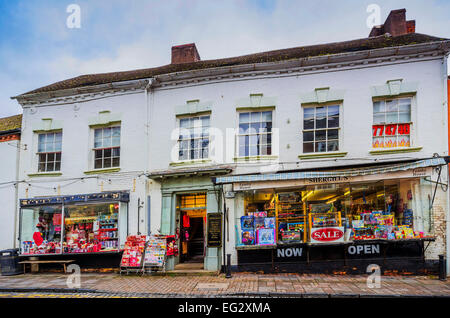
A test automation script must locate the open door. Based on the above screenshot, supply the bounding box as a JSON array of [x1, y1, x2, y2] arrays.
[[178, 193, 206, 263]]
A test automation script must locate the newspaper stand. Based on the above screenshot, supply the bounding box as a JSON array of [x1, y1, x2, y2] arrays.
[[142, 235, 167, 275], [119, 235, 147, 275]]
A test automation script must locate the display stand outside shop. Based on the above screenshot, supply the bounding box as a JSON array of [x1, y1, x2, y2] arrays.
[[119, 235, 146, 275], [142, 235, 167, 275]]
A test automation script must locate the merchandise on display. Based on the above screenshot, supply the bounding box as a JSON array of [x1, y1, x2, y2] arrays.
[[237, 178, 435, 247], [120, 235, 147, 267]]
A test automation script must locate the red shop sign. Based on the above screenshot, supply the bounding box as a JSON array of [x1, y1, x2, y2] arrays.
[[372, 123, 410, 137], [311, 227, 344, 242]]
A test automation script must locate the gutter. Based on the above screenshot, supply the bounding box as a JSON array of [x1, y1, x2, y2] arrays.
[[11, 79, 150, 105]]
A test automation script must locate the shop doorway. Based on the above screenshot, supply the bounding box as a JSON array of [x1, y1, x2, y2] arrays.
[[177, 193, 206, 264]]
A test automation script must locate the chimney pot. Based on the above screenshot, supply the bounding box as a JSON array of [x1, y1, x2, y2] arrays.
[[368, 8, 415, 37], [171, 43, 201, 64]]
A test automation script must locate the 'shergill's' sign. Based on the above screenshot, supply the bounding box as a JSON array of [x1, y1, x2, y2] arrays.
[[310, 227, 344, 243]]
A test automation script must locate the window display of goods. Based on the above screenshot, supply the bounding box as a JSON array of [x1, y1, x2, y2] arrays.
[[21, 240, 62, 255], [279, 221, 304, 242], [350, 210, 428, 241], [240, 215, 277, 246]]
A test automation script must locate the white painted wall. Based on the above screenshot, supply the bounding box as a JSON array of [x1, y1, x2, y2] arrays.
[[17, 89, 150, 248], [0, 139, 19, 250], [148, 57, 448, 173]]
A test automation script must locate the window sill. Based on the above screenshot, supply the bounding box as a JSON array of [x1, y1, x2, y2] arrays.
[[369, 147, 423, 155], [27, 172, 62, 178], [298, 152, 348, 160], [169, 159, 212, 167], [84, 168, 121, 175], [234, 155, 278, 162]]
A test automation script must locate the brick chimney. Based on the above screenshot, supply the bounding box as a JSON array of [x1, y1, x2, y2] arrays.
[[171, 43, 201, 64], [369, 9, 416, 37]]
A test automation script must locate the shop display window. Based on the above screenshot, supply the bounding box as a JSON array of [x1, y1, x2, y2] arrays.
[[277, 191, 306, 244], [64, 203, 120, 253], [236, 177, 433, 247], [237, 190, 307, 246], [20, 205, 63, 255], [346, 179, 432, 241]]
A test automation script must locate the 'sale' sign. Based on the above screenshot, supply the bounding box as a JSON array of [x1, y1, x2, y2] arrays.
[[310, 227, 344, 243]]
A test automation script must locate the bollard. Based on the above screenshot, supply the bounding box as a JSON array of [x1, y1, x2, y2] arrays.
[[439, 255, 446, 281], [226, 254, 232, 278]]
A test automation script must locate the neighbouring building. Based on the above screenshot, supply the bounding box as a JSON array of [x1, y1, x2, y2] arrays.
[[0, 114, 22, 251], [9, 9, 450, 274]]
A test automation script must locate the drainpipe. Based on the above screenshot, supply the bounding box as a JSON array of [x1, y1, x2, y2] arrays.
[[444, 72, 450, 275], [13, 135, 20, 249], [444, 57, 449, 276], [143, 78, 153, 236], [222, 185, 226, 274], [144, 78, 153, 174], [447, 91, 450, 276]]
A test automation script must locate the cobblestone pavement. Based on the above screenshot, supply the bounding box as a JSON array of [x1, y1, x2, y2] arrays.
[[0, 273, 449, 297]]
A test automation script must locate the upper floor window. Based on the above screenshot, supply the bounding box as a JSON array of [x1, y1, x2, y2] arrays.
[[178, 115, 210, 161], [37, 132, 62, 172], [238, 111, 272, 157], [372, 98, 411, 149], [302, 105, 340, 153], [93, 126, 120, 169]]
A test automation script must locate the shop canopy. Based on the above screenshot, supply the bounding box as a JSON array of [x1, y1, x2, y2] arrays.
[[213, 157, 448, 184]]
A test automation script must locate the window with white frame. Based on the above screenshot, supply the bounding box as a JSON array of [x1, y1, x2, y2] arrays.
[[93, 126, 121, 169], [302, 105, 340, 153], [372, 97, 411, 149], [37, 132, 62, 172], [237, 111, 272, 157], [178, 115, 210, 161]]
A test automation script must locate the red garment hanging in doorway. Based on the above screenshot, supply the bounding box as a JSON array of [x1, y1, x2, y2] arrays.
[[183, 214, 190, 228]]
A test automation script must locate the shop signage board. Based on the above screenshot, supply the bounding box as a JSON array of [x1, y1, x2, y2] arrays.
[[347, 243, 382, 257], [310, 227, 345, 244], [275, 244, 307, 262], [237, 240, 427, 273], [20, 191, 130, 207], [231, 168, 433, 192], [207, 213, 222, 248]]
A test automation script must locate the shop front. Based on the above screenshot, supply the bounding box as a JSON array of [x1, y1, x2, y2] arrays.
[[148, 166, 231, 271], [214, 158, 447, 274], [18, 191, 129, 268]]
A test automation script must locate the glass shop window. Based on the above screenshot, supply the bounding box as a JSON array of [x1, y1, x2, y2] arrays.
[[20, 205, 63, 255], [64, 203, 119, 253], [238, 191, 276, 246]]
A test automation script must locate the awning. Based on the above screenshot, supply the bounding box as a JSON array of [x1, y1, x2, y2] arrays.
[[213, 157, 447, 184]]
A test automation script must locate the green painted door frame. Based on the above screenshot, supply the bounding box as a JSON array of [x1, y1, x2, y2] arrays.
[[159, 176, 222, 271]]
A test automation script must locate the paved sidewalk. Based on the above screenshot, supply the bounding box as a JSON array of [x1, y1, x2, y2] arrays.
[[0, 273, 449, 297]]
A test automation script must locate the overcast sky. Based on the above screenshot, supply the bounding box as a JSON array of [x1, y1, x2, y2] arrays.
[[0, 0, 449, 117]]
